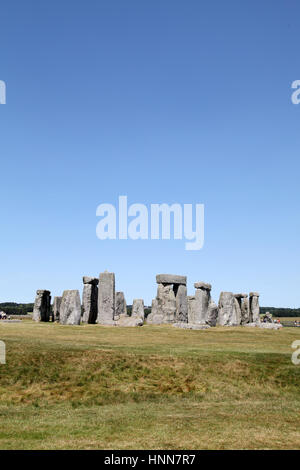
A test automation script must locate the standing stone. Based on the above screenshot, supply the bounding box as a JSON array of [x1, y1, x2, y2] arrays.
[[240, 295, 250, 324], [206, 300, 218, 326], [60, 290, 81, 325], [187, 296, 196, 323], [147, 298, 163, 324], [97, 271, 115, 325], [175, 284, 188, 322], [234, 294, 247, 325], [117, 299, 144, 327], [147, 274, 187, 324], [33, 290, 51, 322], [115, 291, 127, 319], [82, 276, 98, 324], [217, 292, 238, 326], [249, 292, 260, 323], [156, 283, 177, 323], [132, 299, 144, 321], [193, 282, 212, 324], [53, 296, 62, 322]]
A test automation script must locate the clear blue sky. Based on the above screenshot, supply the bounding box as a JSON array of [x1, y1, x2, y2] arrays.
[[1, 0, 300, 307]]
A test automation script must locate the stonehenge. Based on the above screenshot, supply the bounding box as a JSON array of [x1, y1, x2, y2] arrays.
[[33, 290, 51, 322], [60, 290, 82, 325], [97, 271, 116, 325], [217, 292, 239, 326], [147, 274, 187, 324], [118, 299, 144, 327], [53, 296, 62, 322], [249, 292, 260, 323], [115, 291, 127, 318], [32, 271, 264, 330], [82, 276, 98, 324], [186, 283, 218, 327]]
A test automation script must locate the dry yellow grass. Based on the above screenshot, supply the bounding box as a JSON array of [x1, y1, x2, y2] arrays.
[[0, 321, 299, 449]]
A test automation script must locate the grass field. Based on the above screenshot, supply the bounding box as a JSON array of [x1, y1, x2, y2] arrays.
[[0, 321, 300, 450]]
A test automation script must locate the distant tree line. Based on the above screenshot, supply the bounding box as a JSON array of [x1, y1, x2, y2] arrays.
[[260, 307, 300, 317], [0, 302, 34, 315]]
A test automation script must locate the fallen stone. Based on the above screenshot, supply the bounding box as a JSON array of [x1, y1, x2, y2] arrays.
[[173, 322, 211, 330], [244, 322, 282, 330]]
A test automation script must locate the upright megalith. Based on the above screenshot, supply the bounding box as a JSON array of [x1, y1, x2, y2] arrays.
[[53, 296, 62, 322], [217, 292, 238, 326], [82, 276, 98, 324], [147, 274, 187, 324], [33, 290, 51, 322], [60, 290, 81, 325], [175, 284, 188, 322], [117, 299, 144, 327], [206, 300, 218, 326], [241, 295, 250, 324], [193, 282, 212, 324], [115, 291, 127, 319], [249, 292, 260, 323], [97, 271, 115, 325], [233, 293, 249, 325]]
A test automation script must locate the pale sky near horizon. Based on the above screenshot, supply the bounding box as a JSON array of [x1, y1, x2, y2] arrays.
[[1, 0, 300, 307]]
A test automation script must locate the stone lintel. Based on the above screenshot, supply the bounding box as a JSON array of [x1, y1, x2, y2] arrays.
[[156, 274, 187, 285], [83, 276, 99, 285], [194, 282, 212, 290]]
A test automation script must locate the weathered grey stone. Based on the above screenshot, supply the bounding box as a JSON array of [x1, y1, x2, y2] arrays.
[[53, 296, 62, 322], [194, 282, 212, 290], [60, 290, 81, 325], [83, 276, 99, 286], [187, 296, 196, 323], [249, 292, 260, 323], [33, 290, 51, 322], [116, 299, 144, 327], [175, 284, 188, 322], [173, 322, 210, 330], [244, 322, 282, 330], [97, 271, 115, 325], [132, 299, 144, 320], [146, 299, 164, 324], [193, 284, 211, 324], [217, 292, 238, 326], [156, 274, 187, 285], [206, 300, 218, 326], [82, 281, 98, 324], [156, 283, 177, 323], [241, 296, 250, 324], [234, 297, 242, 325], [115, 292, 127, 318]]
